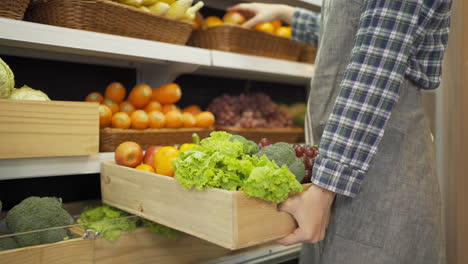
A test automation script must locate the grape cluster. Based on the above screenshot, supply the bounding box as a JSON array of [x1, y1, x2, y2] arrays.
[[258, 138, 273, 149], [293, 144, 318, 183], [207, 93, 292, 128]]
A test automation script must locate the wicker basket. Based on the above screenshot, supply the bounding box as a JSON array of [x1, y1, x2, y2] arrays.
[[26, 0, 193, 45], [215, 125, 305, 144], [0, 0, 30, 20], [298, 44, 317, 64], [100, 127, 213, 152], [189, 25, 303, 61]]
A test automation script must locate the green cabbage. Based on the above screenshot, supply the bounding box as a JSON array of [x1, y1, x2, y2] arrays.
[[9, 85, 50, 101], [174, 131, 303, 202], [0, 57, 14, 99]]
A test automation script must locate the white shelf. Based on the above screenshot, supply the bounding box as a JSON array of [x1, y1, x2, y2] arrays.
[[0, 18, 313, 85], [0, 153, 114, 180]]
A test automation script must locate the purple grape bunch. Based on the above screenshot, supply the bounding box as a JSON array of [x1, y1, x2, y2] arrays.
[[293, 144, 318, 183]]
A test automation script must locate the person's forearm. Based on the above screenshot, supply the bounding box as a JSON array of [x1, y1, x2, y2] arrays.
[[278, 4, 296, 25]]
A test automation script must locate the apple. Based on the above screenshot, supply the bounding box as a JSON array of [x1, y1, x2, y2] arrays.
[[115, 141, 143, 168], [143, 145, 163, 167], [223, 11, 246, 25]]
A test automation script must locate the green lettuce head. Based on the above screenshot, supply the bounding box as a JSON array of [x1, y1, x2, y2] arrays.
[[0, 57, 14, 99]]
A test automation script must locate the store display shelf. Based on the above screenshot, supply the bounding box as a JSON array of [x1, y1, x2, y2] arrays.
[[0, 152, 114, 180], [202, 0, 321, 11], [0, 18, 314, 85], [205, 244, 302, 264]]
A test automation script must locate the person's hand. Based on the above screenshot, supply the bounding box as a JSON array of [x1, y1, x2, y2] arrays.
[[227, 3, 295, 28], [277, 184, 336, 245]]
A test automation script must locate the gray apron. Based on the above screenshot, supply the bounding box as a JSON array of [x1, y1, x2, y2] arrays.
[[300, 0, 445, 263]]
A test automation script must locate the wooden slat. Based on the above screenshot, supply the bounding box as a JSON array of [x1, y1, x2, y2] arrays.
[[0, 99, 98, 158], [101, 162, 236, 248]]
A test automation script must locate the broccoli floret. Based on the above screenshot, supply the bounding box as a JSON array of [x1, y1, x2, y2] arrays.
[[5, 197, 71, 247], [255, 142, 305, 182], [0, 233, 18, 251], [230, 135, 259, 155]]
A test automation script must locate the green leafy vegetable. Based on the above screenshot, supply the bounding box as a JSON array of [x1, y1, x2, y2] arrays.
[[141, 219, 179, 240], [76, 205, 137, 242], [0, 57, 14, 99], [9, 85, 50, 101]]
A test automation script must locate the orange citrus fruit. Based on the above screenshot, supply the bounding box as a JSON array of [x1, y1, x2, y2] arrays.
[[161, 104, 180, 114], [102, 98, 119, 114], [182, 112, 196, 128], [195, 111, 215, 128], [148, 110, 166, 128], [271, 20, 282, 29], [135, 163, 155, 173], [182, 105, 202, 115], [119, 101, 135, 115], [85, 92, 104, 103], [130, 110, 149, 129], [111, 112, 132, 129], [144, 100, 162, 113], [165, 110, 183, 128], [105, 82, 126, 104], [254, 22, 275, 34], [275, 26, 292, 38], [204, 16, 223, 28], [152, 83, 182, 104], [156, 156, 177, 177], [99, 104, 112, 128], [128, 84, 153, 109]]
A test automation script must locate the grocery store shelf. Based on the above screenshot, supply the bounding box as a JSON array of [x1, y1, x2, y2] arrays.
[[0, 18, 211, 67], [202, 0, 321, 11], [0, 18, 314, 85], [0, 153, 114, 180], [204, 244, 301, 264]]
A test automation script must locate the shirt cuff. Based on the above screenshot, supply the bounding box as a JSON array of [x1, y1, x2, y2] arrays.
[[291, 8, 313, 44], [311, 155, 365, 197]]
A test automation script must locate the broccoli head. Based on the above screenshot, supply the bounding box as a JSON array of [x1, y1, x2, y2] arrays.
[[230, 135, 259, 155], [255, 142, 305, 182], [5, 197, 71, 247], [0, 233, 18, 251]]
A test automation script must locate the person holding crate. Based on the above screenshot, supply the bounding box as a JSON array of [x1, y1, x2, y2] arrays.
[[229, 0, 451, 263]]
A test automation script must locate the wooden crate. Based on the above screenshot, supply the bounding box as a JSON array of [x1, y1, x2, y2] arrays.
[[0, 228, 231, 264], [101, 162, 300, 250], [99, 127, 213, 152], [0, 99, 99, 158]]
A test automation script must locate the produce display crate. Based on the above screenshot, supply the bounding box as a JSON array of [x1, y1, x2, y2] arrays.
[[0, 0, 30, 20], [189, 25, 303, 61], [0, 99, 99, 159], [101, 162, 306, 250], [25, 0, 193, 45], [215, 125, 305, 144], [0, 227, 231, 264], [99, 127, 213, 152], [299, 44, 317, 64]]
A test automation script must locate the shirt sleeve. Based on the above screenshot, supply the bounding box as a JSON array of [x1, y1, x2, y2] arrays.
[[311, 0, 442, 197], [291, 8, 321, 47]]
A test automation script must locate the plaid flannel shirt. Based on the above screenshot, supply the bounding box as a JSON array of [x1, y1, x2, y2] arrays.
[[292, 0, 451, 197]]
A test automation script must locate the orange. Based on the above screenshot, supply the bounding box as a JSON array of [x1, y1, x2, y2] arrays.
[[128, 84, 153, 109], [99, 104, 112, 128], [119, 101, 135, 115], [204, 16, 223, 28], [85, 92, 104, 103], [182, 112, 196, 128], [102, 98, 119, 114], [156, 156, 176, 177], [152, 83, 182, 104], [275, 26, 292, 38], [154, 146, 179, 168], [144, 100, 162, 113], [193, 12, 204, 29], [161, 104, 180, 114], [254, 22, 275, 34], [271, 20, 282, 30], [130, 110, 149, 129], [195, 111, 215, 128], [165, 110, 183, 128], [111, 112, 131, 129], [148, 110, 166, 128], [182, 104, 202, 115], [135, 163, 155, 173], [105, 82, 126, 104]]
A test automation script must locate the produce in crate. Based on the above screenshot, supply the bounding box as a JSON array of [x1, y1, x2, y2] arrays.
[[143, 145, 163, 166], [115, 141, 144, 168], [255, 142, 305, 182], [85, 91, 104, 103], [99, 104, 113, 128], [207, 92, 292, 128], [0, 57, 15, 99], [5, 197, 72, 247], [293, 144, 318, 183]]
